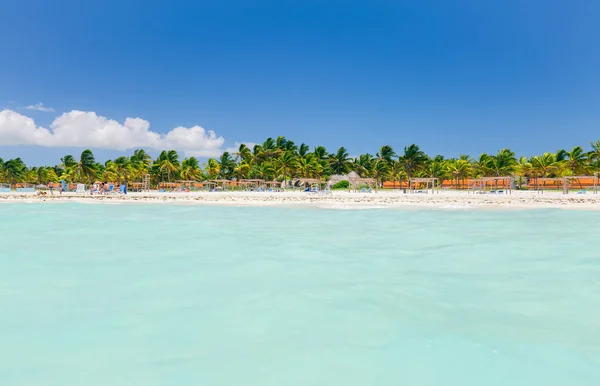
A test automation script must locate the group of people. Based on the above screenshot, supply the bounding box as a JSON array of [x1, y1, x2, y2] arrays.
[[90, 182, 127, 195]]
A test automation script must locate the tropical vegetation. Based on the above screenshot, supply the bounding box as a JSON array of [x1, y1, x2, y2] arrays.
[[2, 137, 600, 189]]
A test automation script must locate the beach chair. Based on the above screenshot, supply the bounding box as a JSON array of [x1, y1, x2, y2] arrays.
[[119, 185, 127, 194], [75, 184, 86, 194], [577, 190, 586, 194]]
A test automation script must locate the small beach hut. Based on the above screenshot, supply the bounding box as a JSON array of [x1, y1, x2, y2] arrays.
[[239, 179, 265, 191], [264, 181, 283, 191], [529, 177, 562, 193], [468, 177, 513, 194], [176, 180, 200, 192], [348, 175, 377, 192], [562, 176, 599, 194], [296, 178, 323, 191], [328, 171, 359, 187], [408, 178, 439, 194]]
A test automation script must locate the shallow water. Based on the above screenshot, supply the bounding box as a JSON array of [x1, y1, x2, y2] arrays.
[[1, 203, 599, 385]]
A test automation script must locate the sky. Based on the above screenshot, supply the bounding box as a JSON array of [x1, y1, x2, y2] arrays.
[[1, 0, 599, 165]]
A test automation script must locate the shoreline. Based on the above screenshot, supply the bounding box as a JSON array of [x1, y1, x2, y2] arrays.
[[2, 190, 600, 210]]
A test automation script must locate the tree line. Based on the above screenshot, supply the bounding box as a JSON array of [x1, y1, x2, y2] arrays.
[[2, 137, 600, 188]]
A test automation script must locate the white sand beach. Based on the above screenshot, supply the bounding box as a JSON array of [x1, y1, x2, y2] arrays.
[[2, 190, 600, 210]]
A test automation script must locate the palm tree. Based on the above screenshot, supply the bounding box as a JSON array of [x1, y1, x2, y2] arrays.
[[156, 150, 180, 182], [298, 143, 310, 158], [255, 138, 281, 162], [217, 152, 235, 179], [296, 154, 321, 178], [531, 152, 561, 191], [274, 151, 298, 187], [3, 158, 27, 185], [446, 159, 472, 188], [112, 156, 133, 184], [399, 144, 428, 181], [275, 136, 288, 150], [425, 159, 448, 180], [481, 149, 517, 178], [60, 154, 77, 169], [329, 147, 351, 175], [77, 149, 97, 184], [233, 161, 251, 180], [128, 151, 150, 182], [515, 157, 533, 189], [589, 140, 600, 162], [253, 162, 275, 180], [372, 158, 390, 186], [377, 145, 396, 164], [103, 161, 119, 183], [353, 154, 375, 177], [234, 143, 252, 164], [180, 157, 201, 181], [563, 146, 588, 176], [388, 159, 406, 189], [203, 158, 221, 179], [131, 149, 152, 166]]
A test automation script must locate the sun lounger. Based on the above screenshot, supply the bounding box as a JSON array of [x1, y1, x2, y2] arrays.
[[75, 184, 86, 194]]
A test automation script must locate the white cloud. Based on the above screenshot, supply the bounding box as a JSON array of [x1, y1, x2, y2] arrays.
[[0, 109, 227, 157], [26, 102, 54, 112], [0, 109, 53, 145]]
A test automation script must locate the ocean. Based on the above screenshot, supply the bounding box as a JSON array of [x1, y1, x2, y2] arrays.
[[1, 203, 599, 385]]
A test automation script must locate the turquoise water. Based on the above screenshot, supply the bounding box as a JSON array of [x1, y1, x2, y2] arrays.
[[1, 203, 600, 385]]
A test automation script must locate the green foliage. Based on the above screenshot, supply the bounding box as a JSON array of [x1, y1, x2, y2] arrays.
[[332, 180, 350, 189], [3, 137, 600, 189]]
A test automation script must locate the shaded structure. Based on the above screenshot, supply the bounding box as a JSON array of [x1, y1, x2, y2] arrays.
[[203, 179, 232, 191], [176, 180, 202, 191], [468, 177, 513, 194], [328, 171, 360, 188], [562, 176, 599, 194], [408, 178, 439, 194], [239, 179, 265, 190], [158, 182, 180, 191], [529, 177, 562, 193], [264, 181, 283, 190], [348, 176, 377, 192], [296, 178, 323, 190]]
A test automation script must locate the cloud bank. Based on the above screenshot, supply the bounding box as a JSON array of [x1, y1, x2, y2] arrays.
[[0, 109, 226, 157]]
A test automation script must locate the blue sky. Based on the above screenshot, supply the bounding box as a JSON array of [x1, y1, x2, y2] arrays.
[[1, 0, 599, 165]]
